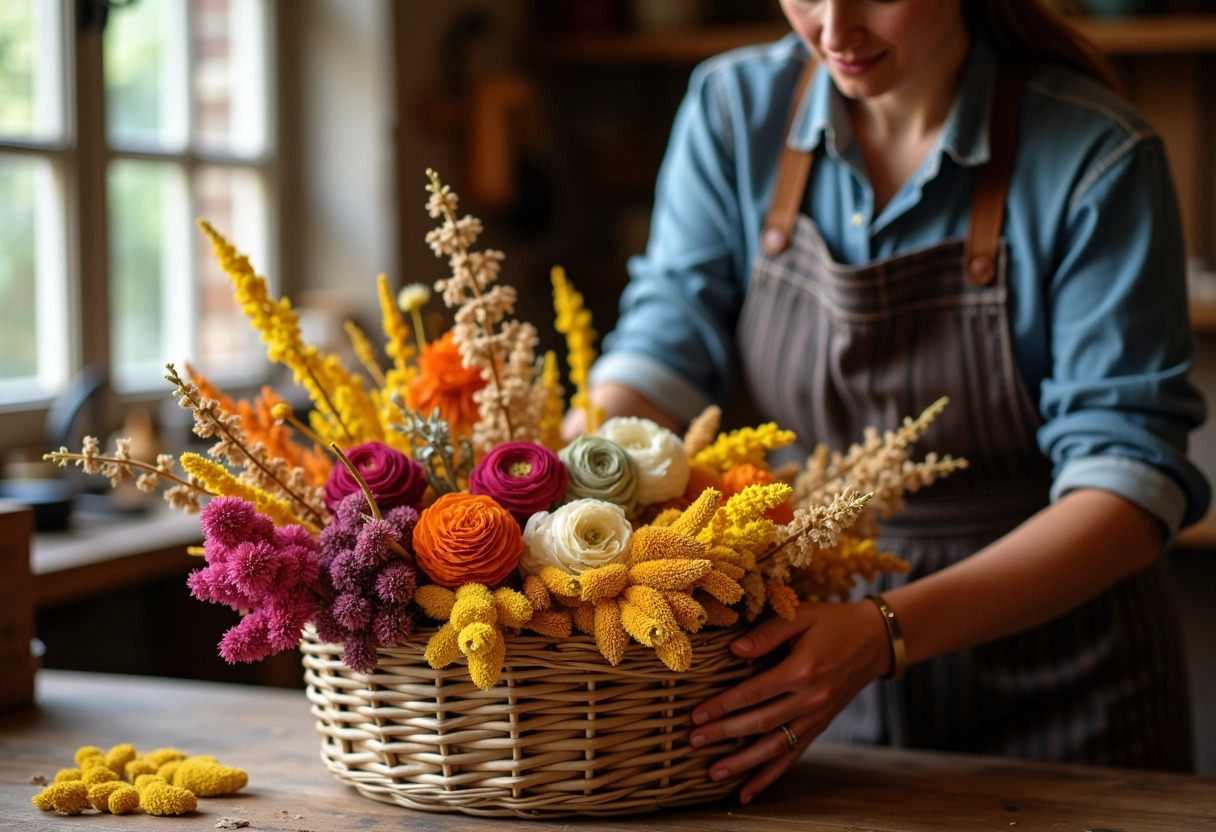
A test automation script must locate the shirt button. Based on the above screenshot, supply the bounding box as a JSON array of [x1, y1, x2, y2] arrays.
[[851, 213, 864, 226]]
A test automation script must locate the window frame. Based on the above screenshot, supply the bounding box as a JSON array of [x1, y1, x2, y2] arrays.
[[0, 0, 289, 458]]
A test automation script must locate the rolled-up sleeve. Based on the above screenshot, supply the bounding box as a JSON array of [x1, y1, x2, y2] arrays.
[[1037, 134, 1210, 536]]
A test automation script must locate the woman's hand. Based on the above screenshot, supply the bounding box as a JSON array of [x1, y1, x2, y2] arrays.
[[688, 599, 892, 805]]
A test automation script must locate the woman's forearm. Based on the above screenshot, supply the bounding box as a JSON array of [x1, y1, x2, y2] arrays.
[[886, 488, 1164, 667]]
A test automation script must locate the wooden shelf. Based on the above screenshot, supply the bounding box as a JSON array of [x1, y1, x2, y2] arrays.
[[534, 15, 1216, 65]]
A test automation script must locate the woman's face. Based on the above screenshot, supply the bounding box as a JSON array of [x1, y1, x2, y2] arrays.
[[779, 0, 969, 101]]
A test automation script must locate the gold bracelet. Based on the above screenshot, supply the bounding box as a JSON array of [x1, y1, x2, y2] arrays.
[[866, 594, 906, 681]]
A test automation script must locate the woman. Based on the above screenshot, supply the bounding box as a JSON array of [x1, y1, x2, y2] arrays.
[[581, 0, 1211, 804]]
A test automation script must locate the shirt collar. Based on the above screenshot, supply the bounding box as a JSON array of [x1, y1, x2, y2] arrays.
[[789, 34, 999, 170]]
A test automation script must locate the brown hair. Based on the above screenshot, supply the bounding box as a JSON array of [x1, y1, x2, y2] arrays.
[[964, 0, 1123, 92]]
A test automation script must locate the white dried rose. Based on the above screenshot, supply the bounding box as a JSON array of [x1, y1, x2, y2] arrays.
[[597, 416, 690, 505], [520, 498, 632, 576]]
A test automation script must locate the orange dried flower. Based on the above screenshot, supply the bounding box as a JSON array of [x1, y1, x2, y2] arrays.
[[406, 330, 486, 432], [413, 492, 523, 587]]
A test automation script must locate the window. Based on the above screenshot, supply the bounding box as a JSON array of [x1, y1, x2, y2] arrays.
[[0, 0, 276, 416]]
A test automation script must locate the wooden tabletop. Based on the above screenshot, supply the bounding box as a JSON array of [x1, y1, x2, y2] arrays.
[[1, 671, 1213, 831]]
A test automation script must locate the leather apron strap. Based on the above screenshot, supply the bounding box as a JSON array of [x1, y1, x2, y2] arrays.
[[759, 61, 1023, 274], [760, 56, 818, 256]]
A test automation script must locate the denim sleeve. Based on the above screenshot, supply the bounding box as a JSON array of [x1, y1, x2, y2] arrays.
[[1037, 135, 1211, 535], [590, 65, 746, 425]]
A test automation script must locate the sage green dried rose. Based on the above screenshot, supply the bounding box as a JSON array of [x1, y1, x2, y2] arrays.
[[558, 435, 638, 514]]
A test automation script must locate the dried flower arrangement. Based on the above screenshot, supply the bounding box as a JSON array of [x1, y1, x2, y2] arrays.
[[45, 170, 966, 692]]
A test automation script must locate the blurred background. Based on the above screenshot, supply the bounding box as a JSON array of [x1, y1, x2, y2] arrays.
[[0, 0, 1213, 771]]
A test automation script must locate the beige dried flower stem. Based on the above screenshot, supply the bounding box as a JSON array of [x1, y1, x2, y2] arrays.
[[755, 490, 873, 566], [425, 168, 514, 439], [41, 450, 211, 496], [166, 363, 327, 529], [328, 442, 413, 562], [799, 397, 949, 494]]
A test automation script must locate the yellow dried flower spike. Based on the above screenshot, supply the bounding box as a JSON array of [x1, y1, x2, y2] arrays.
[[414, 584, 456, 620], [450, 583, 497, 629], [698, 593, 741, 627], [424, 622, 461, 668], [146, 746, 188, 766], [593, 600, 629, 666], [694, 569, 745, 605], [654, 630, 693, 672], [468, 628, 507, 690], [525, 609, 573, 639], [522, 573, 552, 613], [618, 599, 669, 648], [668, 488, 721, 538], [537, 565, 580, 599], [628, 557, 713, 590], [627, 525, 707, 565], [492, 587, 533, 629], [622, 585, 680, 636], [572, 602, 596, 635], [31, 781, 89, 815], [578, 563, 629, 602], [662, 591, 707, 632], [53, 768, 81, 783]]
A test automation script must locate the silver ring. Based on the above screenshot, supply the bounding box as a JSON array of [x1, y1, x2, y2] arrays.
[[780, 724, 798, 751]]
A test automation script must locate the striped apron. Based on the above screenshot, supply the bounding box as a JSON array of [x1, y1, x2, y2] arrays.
[[737, 60, 1194, 771]]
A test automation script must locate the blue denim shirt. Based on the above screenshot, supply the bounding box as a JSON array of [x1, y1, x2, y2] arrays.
[[591, 33, 1211, 534]]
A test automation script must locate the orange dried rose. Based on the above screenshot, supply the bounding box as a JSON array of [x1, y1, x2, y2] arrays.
[[720, 463, 794, 525], [413, 492, 523, 587], [406, 330, 486, 432]]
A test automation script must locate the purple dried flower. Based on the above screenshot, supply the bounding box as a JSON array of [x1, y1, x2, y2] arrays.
[[341, 630, 379, 674], [468, 441, 568, 526], [372, 603, 414, 646], [331, 592, 372, 631], [374, 560, 417, 603], [355, 518, 397, 562], [324, 441, 428, 513], [312, 608, 346, 645]]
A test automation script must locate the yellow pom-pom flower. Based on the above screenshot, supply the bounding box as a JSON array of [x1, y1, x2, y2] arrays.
[[172, 757, 248, 797], [140, 779, 198, 816], [31, 781, 90, 815]]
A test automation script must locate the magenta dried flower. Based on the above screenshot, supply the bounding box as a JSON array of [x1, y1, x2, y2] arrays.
[[468, 441, 568, 526], [323, 441, 427, 512], [200, 497, 274, 549]]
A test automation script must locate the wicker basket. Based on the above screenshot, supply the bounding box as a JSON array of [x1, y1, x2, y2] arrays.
[[300, 624, 770, 818]]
